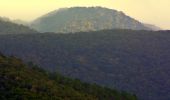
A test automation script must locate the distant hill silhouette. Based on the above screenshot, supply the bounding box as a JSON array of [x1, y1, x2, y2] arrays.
[[0, 17, 36, 34], [144, 24, 161, 31], [12, 19, 29, 26], [31, 7, 151, 33]]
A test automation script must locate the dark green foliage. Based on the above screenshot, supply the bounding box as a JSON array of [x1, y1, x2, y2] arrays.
[[49, 73, 137, 100], [31, 7, 150, 33], [0, 54, 137, 100], [0, 30, 170, 100], [0, 19, 36, 34]]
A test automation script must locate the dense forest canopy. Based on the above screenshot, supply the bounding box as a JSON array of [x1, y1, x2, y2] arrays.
[[0, 30, 170, 100], [0, 53, 137, 100]]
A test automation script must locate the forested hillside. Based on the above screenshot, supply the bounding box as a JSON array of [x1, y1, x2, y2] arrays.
[[0, 53, 137, 100], [0, 30, 170, 100]]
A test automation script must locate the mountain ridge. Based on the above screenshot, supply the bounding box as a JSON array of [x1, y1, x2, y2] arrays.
[[31, 7, 152, 33]]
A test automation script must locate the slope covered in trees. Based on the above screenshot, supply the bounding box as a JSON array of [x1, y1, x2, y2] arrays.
[[31, 7, 151, 33], [0, 30, 170, 100], [0, 53, 137, 100], [0, 18, 36, 34]]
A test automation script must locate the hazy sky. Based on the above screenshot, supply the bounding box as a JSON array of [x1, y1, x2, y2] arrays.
[[0, 0, 170, 29]]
